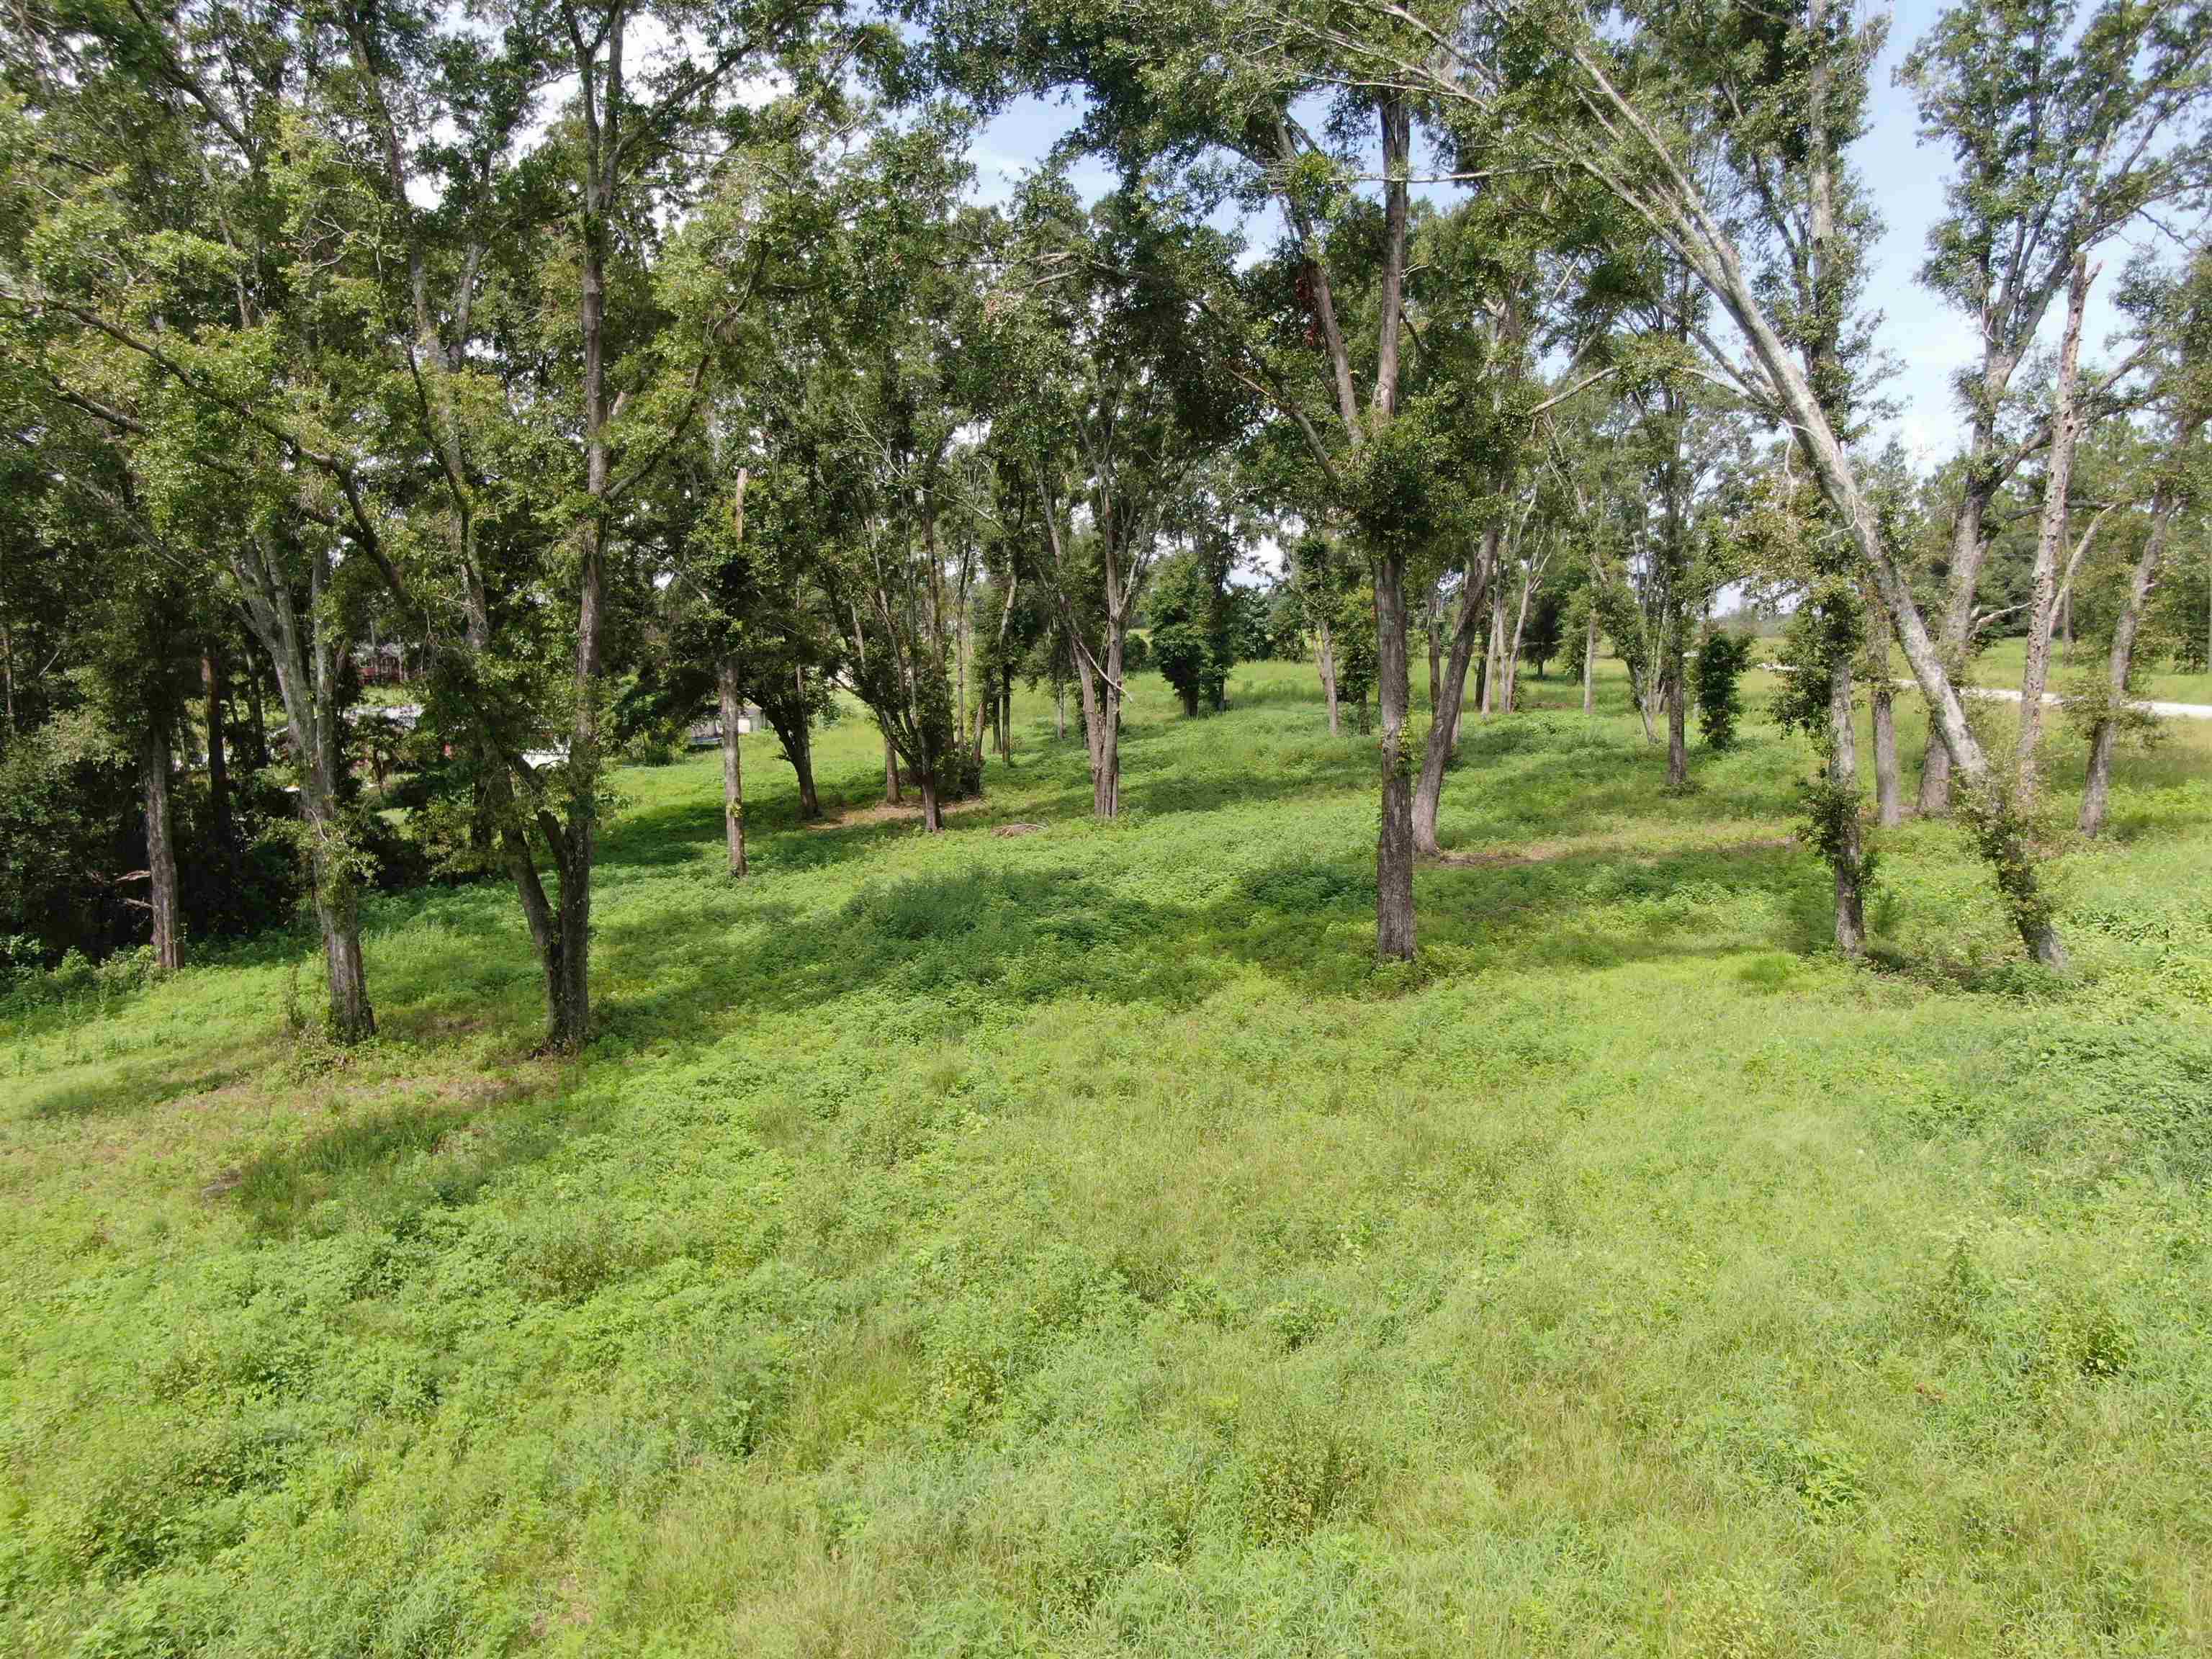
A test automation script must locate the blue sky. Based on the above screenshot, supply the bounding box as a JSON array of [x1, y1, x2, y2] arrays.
[[962, 0, 2157, 476]]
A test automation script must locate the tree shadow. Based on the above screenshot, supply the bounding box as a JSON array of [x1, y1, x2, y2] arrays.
[[22, 1053, 266, 1121], [227, 1072, 566, 1238]]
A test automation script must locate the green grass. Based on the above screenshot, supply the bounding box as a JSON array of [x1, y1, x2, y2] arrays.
[[1964, 633, 2212, 707], [4, 655, 2211, 1657]]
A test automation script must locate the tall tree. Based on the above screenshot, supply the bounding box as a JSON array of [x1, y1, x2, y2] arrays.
[[1317, 0, 2073, 968], [1903, 0, 2212, 813]]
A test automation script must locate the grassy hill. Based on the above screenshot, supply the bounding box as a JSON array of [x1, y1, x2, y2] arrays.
[[5, 657, 2209, 1656]]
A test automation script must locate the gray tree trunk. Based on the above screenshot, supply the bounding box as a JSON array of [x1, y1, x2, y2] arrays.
[[1582, 608, 1596, 715], [1316, 616, 1340, 734], [1412, 532, 1496, 856], [230, 532, 376, 1041], [1665, 652, 1688, 788], [1828, 655, 1868, 956], [2081, 491, 2178, 836], [2015, 253, 2095, 811], [1871, 679, 1902, 828], [1375, 546, 1416, 959], [140, 726, 181, 973]]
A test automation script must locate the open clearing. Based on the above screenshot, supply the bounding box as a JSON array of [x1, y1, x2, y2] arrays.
[[5, 658, 2210, 1656]]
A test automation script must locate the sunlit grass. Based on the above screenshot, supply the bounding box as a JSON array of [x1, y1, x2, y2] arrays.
[[3, 653, 2208, 1655]]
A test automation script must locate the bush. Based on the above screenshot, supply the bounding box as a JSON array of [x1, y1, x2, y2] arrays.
[[1695, 630, 1755, 750]]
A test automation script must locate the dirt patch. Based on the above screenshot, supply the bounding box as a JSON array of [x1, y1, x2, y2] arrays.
[[993, 822, 1047, 838], [805, 797, 988, 830], [200, 1168, 243, 1200]]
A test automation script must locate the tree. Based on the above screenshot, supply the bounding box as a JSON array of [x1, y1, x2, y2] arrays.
[[985, 179, 1246, 815], [1315, 0, 2072, 968], [2080, 250, 2212, 834], [935, 0, 1431, 955], [1902, 0, 2212, 814], [1519, 588, 1565, 678], [1693, 629, 1753, 749]]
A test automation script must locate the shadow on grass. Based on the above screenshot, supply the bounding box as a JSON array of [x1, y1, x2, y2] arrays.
[[228, 1073, 566, 1238], [583, 830, 1844, 1064], [24, 1054, 266, 1121]]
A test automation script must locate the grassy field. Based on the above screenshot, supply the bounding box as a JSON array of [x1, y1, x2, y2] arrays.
[[1961, 634, 2212, 708], [4, 655, 2210, 1657]]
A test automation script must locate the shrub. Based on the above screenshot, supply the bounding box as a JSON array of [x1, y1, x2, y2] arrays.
[[1694, 630, 1755, 750]]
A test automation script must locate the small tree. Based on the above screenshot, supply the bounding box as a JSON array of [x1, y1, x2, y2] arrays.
[[1693, 630, 1754, 749], [1520, 589, 1566, 678]]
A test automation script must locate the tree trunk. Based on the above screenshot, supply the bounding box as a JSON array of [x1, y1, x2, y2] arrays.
[[918, 776, 943, 832], [1582, 608, 1596, 715], [1316, 616, 1340, 734], [1665, 653, 1688, 788], [231, 532, 377, 1040], [1055, 683, 1066, 742], [718, 657, 746, 878], [789, 665, 820, 819], [2015, 253, 2094, 812], [1480, 584, 1504, 718], [884, 730, 902, 804], [1828, 655, 1867, 957], [1092, 626, 1124, 817], [1426, 594, 1442, 712], [140, 726, 182, 973], [1871, 679, 1902, 828], [1412, 533, 1494, 857], [1920, 436, 1998, 815], [202, 647, 231, 849], [1503, 568, 1536, 714], [2081, 490, 2178, 837], [246, 659, 269, 769], [1375, 552, 1416, 961]]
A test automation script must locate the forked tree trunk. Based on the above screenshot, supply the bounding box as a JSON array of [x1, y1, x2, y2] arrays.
[[718, 657, 746, 878], [2081, 490, 2180, 836], [1412, 532, 1494, 857], [917, 775, 943, 832], [1091, 626, 1125, 817], [140, 727, 182, 973], [1920, 415, 2002, 816], [231, 533, 375, 1040], [1505, 568, 1541, 713], [2015, 253, 2095, 812]]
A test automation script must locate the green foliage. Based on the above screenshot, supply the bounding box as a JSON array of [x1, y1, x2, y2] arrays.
[[1148, 550, 1235, 717], [1694, 631, 1756, 750]]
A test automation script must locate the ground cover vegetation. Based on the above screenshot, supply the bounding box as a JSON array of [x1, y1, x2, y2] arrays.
[[4, 0, 2212, 1651], [6, 660, 2212, 1655]]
